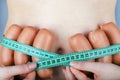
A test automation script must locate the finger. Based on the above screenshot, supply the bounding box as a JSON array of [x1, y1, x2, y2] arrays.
[[70, 67, 90, 80], [0, 24, 22, 66], [24, 71, 36, 80], [63, 67, 76, 80], [14, 27, 38, 79], [32, 29, 54, 79], [69, 33, 94, 62], [62, 69, 68, 80], [1, 62, 36, 78], [69, 33, 94, 78], [100, 22, 120, 44], [65, 67, 76, 80], [100, 22, 120, 65], [70, 61, 106, 74], [88, 29, 112, 63], [14, 27, 38, 65]]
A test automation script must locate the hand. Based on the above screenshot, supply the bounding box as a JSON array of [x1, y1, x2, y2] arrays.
[[0, 24, 54, 79], [63, 22, 120, 80], [0, 62, 36, 80], [63, 62, 120, 80], [69, 61, 120, 80]]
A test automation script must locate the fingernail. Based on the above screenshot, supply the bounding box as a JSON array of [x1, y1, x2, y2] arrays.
[[28, 62, 37, 70]]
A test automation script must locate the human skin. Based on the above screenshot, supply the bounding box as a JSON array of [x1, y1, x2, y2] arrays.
[[64, 22, 120, 80], [69, 61, 120, 80], [5, 0, 116, 53], [0, 23, 120, 80], [0, 62, 36, 80], [1, 0, 118, 80]]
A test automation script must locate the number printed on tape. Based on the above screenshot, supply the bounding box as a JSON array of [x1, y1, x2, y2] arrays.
[[1, 36, 120, 70]]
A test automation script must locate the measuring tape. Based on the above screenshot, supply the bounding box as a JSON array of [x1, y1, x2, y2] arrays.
[[1, 36, 120, 70], [1, 36, 60, 59], [1, 36, 69, 66]]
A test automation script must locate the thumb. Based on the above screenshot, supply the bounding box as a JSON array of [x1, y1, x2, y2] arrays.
[[70, 61, 107, 74], [1, 62, 36, 78]]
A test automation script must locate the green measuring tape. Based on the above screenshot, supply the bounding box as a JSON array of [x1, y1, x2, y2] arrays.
[[1, 36, 60, 59], [1, 36, 120, 70]]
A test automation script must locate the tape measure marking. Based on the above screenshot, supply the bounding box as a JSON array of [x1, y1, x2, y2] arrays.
[[36, 44, 120, 70], [1, 36, 59, 59], [1, 36, 120, 70]]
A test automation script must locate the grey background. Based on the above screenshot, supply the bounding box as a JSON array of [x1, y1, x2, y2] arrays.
[[0, 0, 120, 42], [0, 0, 8, 42]]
